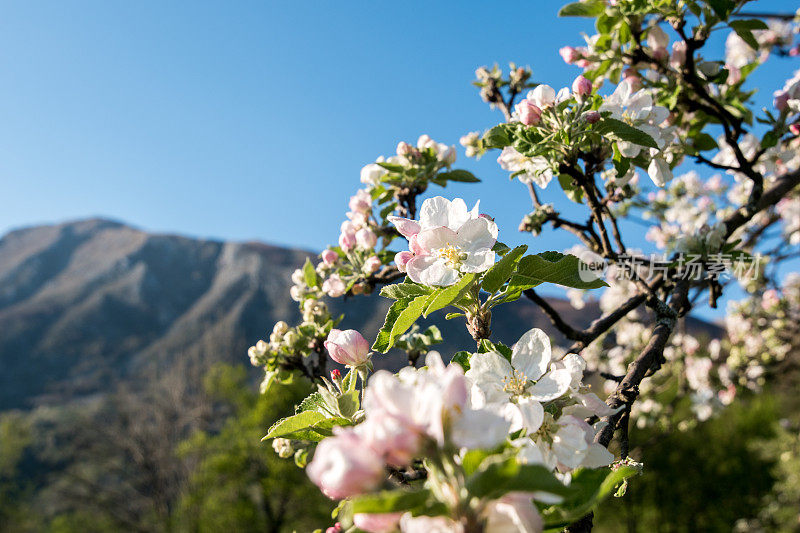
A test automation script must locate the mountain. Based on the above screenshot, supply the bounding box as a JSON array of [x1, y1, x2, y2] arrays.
[[0, 218, 719, 411]]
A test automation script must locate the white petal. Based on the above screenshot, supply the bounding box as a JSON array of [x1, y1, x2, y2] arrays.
[[461, 250, 496, 273], [511, 328, 552, 381], [419, 196, 452, 230], [416, 226, 460, 252], [446, 198, 471, 230], [466, 352, 514, 404], [516, 398, 544, 434], [582, 444, 615, 468], [527, 368, 572, 402], [406, 256, 459, 286], [451, 408, 510, 449], [457, 218, 498, 251]]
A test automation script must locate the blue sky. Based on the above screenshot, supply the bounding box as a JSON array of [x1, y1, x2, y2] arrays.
[[1, 0, 797, 316]]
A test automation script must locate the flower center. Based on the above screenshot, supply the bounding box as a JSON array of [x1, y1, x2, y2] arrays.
[[435, 243, 465, 267], [621, 109, 636, 125], [502, 369, 529, 397]]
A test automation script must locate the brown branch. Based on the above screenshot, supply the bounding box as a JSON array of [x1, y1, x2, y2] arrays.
[[594, 281, 690, 448], [523, 289, 588, 342]]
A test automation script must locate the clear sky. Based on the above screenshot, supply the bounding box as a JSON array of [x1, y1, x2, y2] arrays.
[[1, 0, 797, 316]]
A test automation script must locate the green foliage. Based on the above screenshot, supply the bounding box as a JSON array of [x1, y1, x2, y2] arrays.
[[594, 397, 781, 532], [595, 117, 659, 149], [175, 364, 332, 533], [480, 245, 528, 293]]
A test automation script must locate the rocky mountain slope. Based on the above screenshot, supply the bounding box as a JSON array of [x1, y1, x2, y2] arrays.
[[0, 218, 718, 411]]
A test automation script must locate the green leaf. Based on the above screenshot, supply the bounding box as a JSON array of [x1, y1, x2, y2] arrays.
[[730, 18, 769, 31], [297, 391, 325, 413], [380, 281, 433, 300], [462, 449, 492, 476], [542, 466, 639, 528], [263, 411, 326, 440], [707, 0, 734, 20], [373, 294, 431, 353], [377, 162, 406, 172], [558, 173, 584, 203], [467, 457, 573, 500], [303, 257, 319, 288], [508, 252, 608, 292], [445, 312, 465, 320], [492, 241, 511, 255], [423, 273, 476, 318], [558, 1, 605, 17], [483, 124, 512, 149], [729, 20, 767, 50], [481, 245, 528, 293], [438, 169, 481, 183], [595, 118, 659, 149], [692, 132, 718, 151], [351, 489, 444, 515], [451, 350, 472, 371], [373, 299, 411, 353], [336, 390, 360, 419]]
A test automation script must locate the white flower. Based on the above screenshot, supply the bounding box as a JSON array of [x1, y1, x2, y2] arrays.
[[516, 416, 614, 471], [361, 162, 387, 186], [647, 157, 673, 187], [390, 197, 498, 287], [599, 80, 671, 157], [483, 492, 544, 533], [725, 31, 757, 69], [497, 147, 554, 188], [466, 329, 576, 433]]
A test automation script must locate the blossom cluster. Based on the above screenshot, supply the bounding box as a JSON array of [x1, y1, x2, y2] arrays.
[[301, 327, 618, 532]]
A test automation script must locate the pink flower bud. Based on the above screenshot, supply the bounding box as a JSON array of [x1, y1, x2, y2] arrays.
[[348, 191, 371, 213], [339, 231, 356, 252], [394, 251, 413, 273], [321, 249, 339, 266], [355, 228, 378, 249], [353, 513, 403, 533], [325, 329, 371, 366], [307, 429, 383, 499], [322, 274, 346, 297], [364, 255, 382, 274], [572, 75, 592, 97], [726, 64, 741, 85], [790, 45, 800, 57], [583, 110, 601, 124], [396, 141, 412, 156], [790, 123, 800, 136], [559, 46, 580, 64], [514, 99, 541, 126], [330, 369, 342, 381]]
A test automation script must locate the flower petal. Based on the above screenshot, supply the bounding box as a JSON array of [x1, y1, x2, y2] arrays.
[[406, 256, 459, 286], [511, 328, 552, 381], [527, 368, 572, 402]]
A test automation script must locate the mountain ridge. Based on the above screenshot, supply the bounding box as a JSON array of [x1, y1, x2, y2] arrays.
[[0, 218, 720, 411]]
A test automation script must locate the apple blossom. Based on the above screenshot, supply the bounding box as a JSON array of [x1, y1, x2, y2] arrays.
[[361, 162, 387, 186], [363, 255, 382, 274], [356, 227, 378, 249], [321, 249, 339, 266], [572, 75, 592, 97], [306, 427, 385, 499], [559, 46, 580, 64], [322, 273, 346, 297], [324, 328, 371, 366], [515, 99, 542, 125], [353, 513, 403, 533], [388, 196, 498, 286], [483, 492, 543, 533]]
